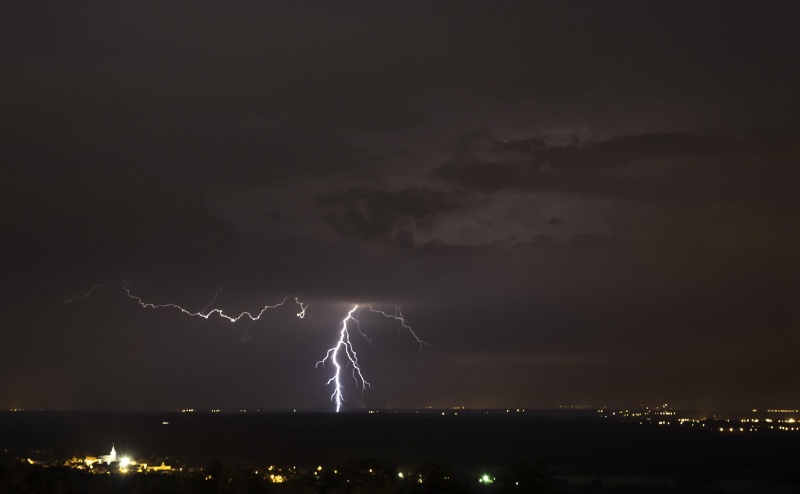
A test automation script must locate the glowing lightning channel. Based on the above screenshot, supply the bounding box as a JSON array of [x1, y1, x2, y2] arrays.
[[62, 283, 114, 303], [295, 297, 308, 318], [121, 283, 293, 323], [65, 282, 304, 324], [316, 305, 369, 413], [364, 305, 428, 350], [316, 304, 429, 413]]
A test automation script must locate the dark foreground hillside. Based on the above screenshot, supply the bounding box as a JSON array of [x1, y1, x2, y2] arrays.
[[2, 411, 800, 493]]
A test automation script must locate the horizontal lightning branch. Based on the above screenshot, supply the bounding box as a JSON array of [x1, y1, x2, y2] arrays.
[[65, 282, 306, 324], [122, 284, 288, 323]]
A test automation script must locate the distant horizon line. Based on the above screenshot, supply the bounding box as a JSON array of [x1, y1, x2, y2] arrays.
[[5, 406, 797, 414]]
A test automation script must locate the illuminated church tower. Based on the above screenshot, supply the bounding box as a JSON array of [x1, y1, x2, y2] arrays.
[[99, 444, 117, 464]]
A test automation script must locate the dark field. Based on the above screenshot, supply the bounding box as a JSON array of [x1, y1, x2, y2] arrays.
[[2, 411, 800, 477]]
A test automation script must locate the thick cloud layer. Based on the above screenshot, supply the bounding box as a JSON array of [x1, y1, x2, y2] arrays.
[[2, 1, 799, 411]]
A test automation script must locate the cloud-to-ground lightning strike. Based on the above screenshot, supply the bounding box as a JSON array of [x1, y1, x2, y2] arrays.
[[64, 283, 426, 412], [316, 306, 370, 413], [316, 304, 429, 412]]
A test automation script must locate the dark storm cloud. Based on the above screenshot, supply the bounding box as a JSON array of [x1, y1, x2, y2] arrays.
[[320, 186, 455, 245], [5, 0, 799, 144], [2, 1, 800, 411], [433, 129, 800, 204]]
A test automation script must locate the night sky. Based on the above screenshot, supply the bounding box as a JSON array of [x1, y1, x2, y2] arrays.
[[3, 2, 799, 412]]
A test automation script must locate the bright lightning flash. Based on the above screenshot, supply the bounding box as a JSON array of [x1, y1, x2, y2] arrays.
[[316, 305, 367, 413], [316, 304, 429, 412], [64, 283, 427, 412]]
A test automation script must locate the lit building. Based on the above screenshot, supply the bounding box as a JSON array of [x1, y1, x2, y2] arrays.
[[98, 444, 117, 465], [148, 462, 172, 472]]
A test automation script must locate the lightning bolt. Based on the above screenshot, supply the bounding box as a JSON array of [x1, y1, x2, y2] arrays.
[[64, 282, 303, 324], [364, 305, 427, 350], [63, 283, 427, 412], [316, 305, 369, 413], [62, 283, 114, 303], [295, 297, 308, 318], [121, 283, 291, 323], [316, 304, 428, 412]]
